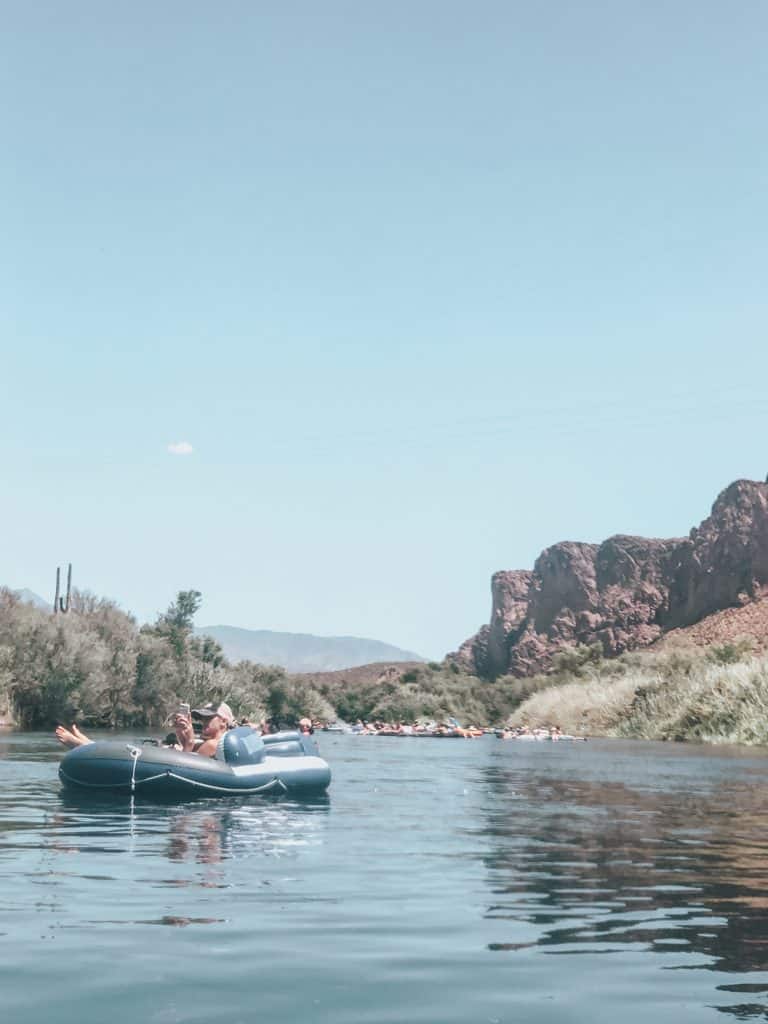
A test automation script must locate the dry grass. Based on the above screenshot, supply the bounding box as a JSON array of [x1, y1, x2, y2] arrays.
[[616, 657, 768, 745], [510, 674, 642, 735], [507, 645, 768, 745]]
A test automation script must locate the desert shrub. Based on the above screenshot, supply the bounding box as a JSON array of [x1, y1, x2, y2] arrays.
[[550, 643, 604, 677], [706, 636, 755, 666], [263, 676, 333, 728], [0, 588, 279, 729], [615, 657, 768, 744]]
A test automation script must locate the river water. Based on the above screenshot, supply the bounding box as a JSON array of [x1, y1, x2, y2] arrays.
[[2, 731, 768, 1024]]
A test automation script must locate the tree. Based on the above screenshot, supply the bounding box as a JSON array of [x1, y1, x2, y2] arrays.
[[154, 590, 202, 659]]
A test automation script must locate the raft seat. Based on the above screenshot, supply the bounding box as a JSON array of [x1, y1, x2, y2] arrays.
[[263, 730, 320, 758], [219, 727, 266, 766], [215, 727, 321, 764]]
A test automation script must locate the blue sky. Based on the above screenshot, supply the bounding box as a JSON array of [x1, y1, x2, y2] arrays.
[[3, 2, 767, 658]]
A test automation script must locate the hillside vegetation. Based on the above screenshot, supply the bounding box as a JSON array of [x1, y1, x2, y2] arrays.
[[4, 584, 768, 745], [0, 587, 512, 730], [506, 638, 768, 745], [0, 588, 335, 729]]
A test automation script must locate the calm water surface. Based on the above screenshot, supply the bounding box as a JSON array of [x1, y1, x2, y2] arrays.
[[2, 732, 768, 1023]]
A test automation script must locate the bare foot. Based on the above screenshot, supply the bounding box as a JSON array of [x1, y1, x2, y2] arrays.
[[55, 724, 92, 748]]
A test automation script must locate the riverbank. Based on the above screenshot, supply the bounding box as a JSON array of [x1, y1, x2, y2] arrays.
[[5, 584, 768, 745], [0, 586, 511, 730], [508, 639, 768, 745]]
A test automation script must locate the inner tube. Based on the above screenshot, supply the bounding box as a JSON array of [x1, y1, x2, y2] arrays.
[[58, 727, 331, 798]]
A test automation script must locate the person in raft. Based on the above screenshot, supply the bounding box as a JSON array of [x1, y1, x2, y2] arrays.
[[55, 701, 236, 759]]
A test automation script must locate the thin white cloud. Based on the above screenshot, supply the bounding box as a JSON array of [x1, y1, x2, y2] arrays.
[[167, 441, 194, 456]]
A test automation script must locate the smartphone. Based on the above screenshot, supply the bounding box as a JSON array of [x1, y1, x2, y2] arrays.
[[177, 702, 191, 719]]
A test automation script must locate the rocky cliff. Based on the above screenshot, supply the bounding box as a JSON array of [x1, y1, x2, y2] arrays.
[[452, 479, 768, 678]]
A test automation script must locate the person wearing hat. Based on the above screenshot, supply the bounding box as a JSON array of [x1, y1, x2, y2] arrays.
[[55, 700, 236, 758], [182, 702, 235, 756]]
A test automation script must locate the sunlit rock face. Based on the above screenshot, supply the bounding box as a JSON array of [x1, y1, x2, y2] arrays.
[[667, 480, 768, 627], [450, 479, 768, 678]]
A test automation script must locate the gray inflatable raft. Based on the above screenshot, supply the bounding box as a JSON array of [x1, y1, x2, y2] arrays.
[[59, 727, 331, 797]]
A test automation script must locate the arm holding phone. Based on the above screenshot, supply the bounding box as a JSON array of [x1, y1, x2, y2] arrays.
[[171, 709, 198, 752]]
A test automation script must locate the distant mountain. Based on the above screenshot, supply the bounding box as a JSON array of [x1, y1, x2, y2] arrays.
[[195, 625, 425, 673], [12, 588, 51, 611]]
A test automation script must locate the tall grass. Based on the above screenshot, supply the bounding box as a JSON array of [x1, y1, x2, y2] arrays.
[[508, 641, 768, 745], [510, 674, 641, 736], [616, 657, 768, 745]]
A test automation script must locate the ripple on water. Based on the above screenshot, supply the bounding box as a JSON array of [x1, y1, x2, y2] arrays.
[[3, 733, 768, 1022]]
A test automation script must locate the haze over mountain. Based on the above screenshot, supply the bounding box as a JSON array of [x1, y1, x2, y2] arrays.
[[195, 625, 425, 674]]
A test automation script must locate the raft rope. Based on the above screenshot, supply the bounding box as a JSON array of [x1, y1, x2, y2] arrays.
[[159, 772, 288, 795], [127, 744, 142, 794]]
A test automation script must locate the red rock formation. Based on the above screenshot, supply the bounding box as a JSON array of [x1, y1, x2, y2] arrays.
[[668, 480, 768, 626], [485, 570, 533, 677], [450, 479, 768, 678]]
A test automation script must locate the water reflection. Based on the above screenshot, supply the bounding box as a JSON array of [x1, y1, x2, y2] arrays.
[[1, 761, 331, 938], [480, 758, 768, 1017], [166, 811, 226, 865], [9, 732, 768, 1023], [41, 794, 331, 864]]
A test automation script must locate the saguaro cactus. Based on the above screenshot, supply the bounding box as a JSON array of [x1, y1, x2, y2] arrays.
[[53, 564, 72, 614]]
